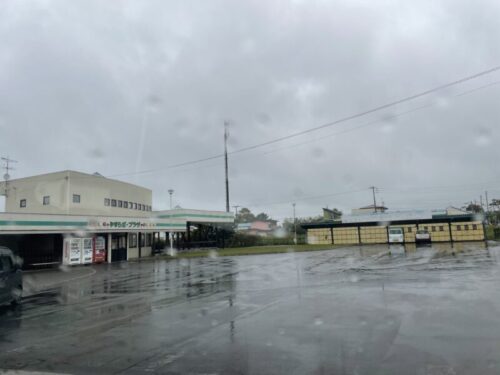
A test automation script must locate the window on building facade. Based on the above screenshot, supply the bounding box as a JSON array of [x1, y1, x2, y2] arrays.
[[457, 225, 462, 231], [118, 200, 123, 208], [73, 194, 80, 203], [134, 203, 137, 210], [473, 224, 478, 230], [140, 233, 145, 247], [43, 196, 50, 205], [129, 201, 133, 209], [407, 227, 412, 233], [439, 226, 444, 231], [142, 204, 146, 211], [104, 198, 110, 206], [431, 226, 436, 232], [145, 233, 151, 246], [129, 234, 137, 248], [464, 225, 469, 231], [20, 199, 26, 208], [124, 201, 128, 209], [111, 199, 117, 207]]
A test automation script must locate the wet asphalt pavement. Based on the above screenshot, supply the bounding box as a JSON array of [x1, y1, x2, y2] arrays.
[[1, 242, 500, 374]]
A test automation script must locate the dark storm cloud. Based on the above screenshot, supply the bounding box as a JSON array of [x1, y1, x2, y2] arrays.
[[1, 0, 500, 220]]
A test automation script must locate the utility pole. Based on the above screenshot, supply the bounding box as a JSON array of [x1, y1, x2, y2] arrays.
[[1, 157, 17, 198], [369, 186, 377, 213], [232, 205, 240, 217], [480, 195, 484, 211], [168, 189, 174, 209], [224, 121, 230, 213], [485, 191, 489, 213], [293, 203, 297, 245]]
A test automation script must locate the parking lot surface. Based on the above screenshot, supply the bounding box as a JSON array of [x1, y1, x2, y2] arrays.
[[1, 242, 500, 374]]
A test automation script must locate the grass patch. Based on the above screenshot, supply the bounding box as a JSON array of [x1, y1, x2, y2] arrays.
[[155, 244, 338, 259]]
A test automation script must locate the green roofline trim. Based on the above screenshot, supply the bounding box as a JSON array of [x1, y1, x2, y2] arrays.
[[158, 213, 233, 220], [155, 223, 186, 228]]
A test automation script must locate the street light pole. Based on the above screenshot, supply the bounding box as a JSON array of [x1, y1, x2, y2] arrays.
[[168, 189, 174, 209], [293, 203, 297, 245]]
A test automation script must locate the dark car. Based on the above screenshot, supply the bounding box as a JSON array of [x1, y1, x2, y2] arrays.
[[0, 247, 22, 306]]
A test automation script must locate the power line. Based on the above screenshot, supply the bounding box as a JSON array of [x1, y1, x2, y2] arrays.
[[108, 65, 500, 178], [241, 188, 369, 208], [262, 79, 500, 156]]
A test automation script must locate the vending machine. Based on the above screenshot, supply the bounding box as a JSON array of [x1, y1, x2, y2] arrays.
[[63, 238, 82, 266], [93, 236, 106, 263], [81, 238, 94, 264]]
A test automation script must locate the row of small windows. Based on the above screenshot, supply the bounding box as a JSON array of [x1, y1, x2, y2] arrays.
[[406, 224, 478, 232], [104, 198, 151, 211], [20, 194, 81, 208], [128, 233, 152, 248]]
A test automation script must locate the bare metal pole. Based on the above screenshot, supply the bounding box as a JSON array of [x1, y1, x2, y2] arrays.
[[224, 121, 230, 213], [293, 203, 297, 245], [1, 156, 18, 198], [370, 186, 377, 213]]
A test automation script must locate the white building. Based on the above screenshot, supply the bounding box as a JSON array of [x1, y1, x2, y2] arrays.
[[0, 170, 234, 268]]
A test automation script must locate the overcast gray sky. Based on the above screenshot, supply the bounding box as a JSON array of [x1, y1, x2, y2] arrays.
[[1, 0, 500, 221]]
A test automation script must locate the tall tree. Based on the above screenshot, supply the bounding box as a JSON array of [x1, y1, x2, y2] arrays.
[[255, 212, 270, 221], [235, 207, 256, 223]]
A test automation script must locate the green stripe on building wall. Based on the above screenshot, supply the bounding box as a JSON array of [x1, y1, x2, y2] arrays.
[[0, 220, 88, 227]]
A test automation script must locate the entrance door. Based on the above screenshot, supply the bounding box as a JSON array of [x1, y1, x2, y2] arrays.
[[111, 234, 127, 262]]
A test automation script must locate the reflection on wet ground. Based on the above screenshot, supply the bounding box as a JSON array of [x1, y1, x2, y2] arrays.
[[1, 242, 500, 374]]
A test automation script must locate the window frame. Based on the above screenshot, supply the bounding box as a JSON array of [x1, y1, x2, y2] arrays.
[[72, 194, 81, 204], [464, 224, 469, 231], [104, 198, 110, 206], [111, 199, 117, 207], [129, 234, 137, 248], [118, 200, 123, 208], [134, 203, 137, 210], [43, 196, 50, 205], [20, 199, 26, 208], [472, 224, 478, 230], [123, 201, 128, 209], [129, 201, 133, 209]]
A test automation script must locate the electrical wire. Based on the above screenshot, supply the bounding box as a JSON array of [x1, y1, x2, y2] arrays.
[[108, 65, 500, 178]]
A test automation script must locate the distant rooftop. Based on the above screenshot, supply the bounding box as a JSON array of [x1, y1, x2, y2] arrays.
[[342, 207, 470, 224]]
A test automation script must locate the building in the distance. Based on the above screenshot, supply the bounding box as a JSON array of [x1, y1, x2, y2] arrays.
[[236, 220, 278, 237], [351, 204, 388, 215], [0, 170, 233, 268]]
